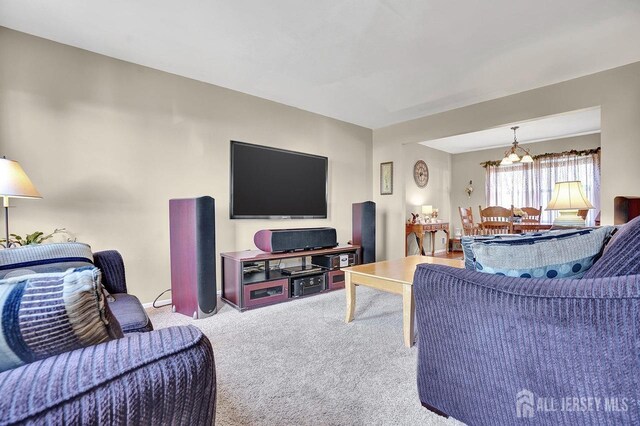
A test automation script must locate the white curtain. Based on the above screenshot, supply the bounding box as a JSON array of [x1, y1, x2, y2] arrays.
[[485, 150, 600, 225]]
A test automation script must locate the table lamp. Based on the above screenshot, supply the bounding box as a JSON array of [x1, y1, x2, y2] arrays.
[[545, 180, 593, 227], [0, 157, 41, 247], [421, 205, 433, 222]]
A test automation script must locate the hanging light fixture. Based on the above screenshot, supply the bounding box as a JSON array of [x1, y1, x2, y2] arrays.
[[500, 126, 534, 166]]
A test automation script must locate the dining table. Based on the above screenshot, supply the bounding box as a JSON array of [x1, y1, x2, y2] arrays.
[[511, 223, 553, 233]]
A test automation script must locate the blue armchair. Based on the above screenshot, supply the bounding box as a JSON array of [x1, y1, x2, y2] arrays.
[[0, 247, 217, 425], [0, 326, 216, 425], [414, 216, 640, 425], [93, 250, 154, 333]]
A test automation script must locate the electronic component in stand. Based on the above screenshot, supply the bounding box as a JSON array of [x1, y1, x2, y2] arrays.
[[311, 252, 358, 270], [281, 265, 324, 276], [291, 274, 326, 297]]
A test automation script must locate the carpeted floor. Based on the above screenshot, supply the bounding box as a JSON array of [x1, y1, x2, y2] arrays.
[[147, 287, 462, 426]]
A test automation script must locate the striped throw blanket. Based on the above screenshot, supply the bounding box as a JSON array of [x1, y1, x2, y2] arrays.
[[0, 267, 123, 372], [0, 242, 94, 279]]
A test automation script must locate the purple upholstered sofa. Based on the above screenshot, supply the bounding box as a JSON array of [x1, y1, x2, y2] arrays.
[[0, 249, 216, 425], [414, 215, 640, 425], [93, 250, 155, 333]]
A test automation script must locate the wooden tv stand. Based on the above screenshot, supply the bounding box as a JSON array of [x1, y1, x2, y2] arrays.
[[221, 245, 360, 311]]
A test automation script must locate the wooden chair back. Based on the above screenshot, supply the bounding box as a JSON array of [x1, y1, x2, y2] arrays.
[[512, 205, 542, 232], [518, 206, 542, 224], [458, 206, 479, 236], [479, 205, 513, 234]]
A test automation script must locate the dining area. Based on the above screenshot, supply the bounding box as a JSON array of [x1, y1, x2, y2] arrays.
[[459, 205, 553, 236], [459, 200, 600, 236]]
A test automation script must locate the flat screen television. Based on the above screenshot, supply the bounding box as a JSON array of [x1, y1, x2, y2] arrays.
[[230, 141, 328, 219]]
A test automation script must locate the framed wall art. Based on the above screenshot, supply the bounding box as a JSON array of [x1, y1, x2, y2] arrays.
[[380, 161, 393, 195]]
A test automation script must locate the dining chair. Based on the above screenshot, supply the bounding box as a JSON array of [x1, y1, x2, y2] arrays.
[[512, 205, 542, 232], [478, 205, 513, 234], [521, 206, 542, 224], [458, 206, 480, 236]]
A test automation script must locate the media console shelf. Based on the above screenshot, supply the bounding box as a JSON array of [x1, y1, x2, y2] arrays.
[[221, 245, 361, 311]]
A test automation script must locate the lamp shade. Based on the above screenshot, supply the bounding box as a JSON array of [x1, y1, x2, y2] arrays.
[[508, 152, 520, 162], [0, 158, 41, 199], [546, 181, 593, 210], [421, 205, 433, 215]]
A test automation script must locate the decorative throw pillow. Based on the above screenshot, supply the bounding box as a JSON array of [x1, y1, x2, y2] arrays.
[[461, 232, 552, 270], [471, 226, 615, 279], [0, 242, 94, 279], [461, 235, 502, 270], [583, 215, 640, 278], [0, 266, 123, 373]]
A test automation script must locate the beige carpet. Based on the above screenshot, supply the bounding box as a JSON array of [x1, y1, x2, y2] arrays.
[[147, 287, 462, 426]]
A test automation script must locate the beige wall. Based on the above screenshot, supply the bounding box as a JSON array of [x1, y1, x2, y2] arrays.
[[3, 26, 639, 294], [450, 133, 601, 234], [373, 61, 640, 261], [0, 28, 373, 303]]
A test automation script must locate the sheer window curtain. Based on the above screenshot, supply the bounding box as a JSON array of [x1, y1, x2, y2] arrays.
[[486, 151, 600, 225]]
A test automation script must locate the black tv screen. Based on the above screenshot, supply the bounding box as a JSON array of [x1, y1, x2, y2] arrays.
[[230, 141, 328, 219]]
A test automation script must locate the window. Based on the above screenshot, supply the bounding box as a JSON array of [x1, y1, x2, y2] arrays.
[[485, 149, 600, 225]]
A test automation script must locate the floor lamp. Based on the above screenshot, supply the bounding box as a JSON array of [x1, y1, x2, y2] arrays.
[[0, 157, 41, 248]]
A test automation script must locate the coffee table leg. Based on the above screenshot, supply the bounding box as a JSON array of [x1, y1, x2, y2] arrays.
[[402, 284, 415, 347], [345, 271, 356, 323]]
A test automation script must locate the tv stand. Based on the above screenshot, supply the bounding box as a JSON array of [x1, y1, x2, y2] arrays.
[[221, 245, 360, 310]]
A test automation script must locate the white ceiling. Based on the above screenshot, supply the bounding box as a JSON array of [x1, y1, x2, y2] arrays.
[[1, 1, 639, 129], [420, 107, 601, 154]]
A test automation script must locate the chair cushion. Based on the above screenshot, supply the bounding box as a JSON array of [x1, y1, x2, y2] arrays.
[[108, 293, 153, 333], [470, 226, 615, 279], [0, 267, 123, 373], [0, 242, 93, 279], [583, 215, 640, 278]]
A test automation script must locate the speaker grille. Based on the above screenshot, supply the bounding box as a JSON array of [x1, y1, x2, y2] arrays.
[[353, 201, 376, 264]]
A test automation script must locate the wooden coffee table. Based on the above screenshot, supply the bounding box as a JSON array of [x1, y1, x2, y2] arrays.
[[343, 255, 464, 347]]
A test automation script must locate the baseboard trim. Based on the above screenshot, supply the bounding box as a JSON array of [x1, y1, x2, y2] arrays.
[[142, 290, 222, 308], [143, 298, 171, 308]]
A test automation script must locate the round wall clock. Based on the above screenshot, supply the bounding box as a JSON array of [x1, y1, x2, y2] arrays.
[[413, 160, 429, 188]]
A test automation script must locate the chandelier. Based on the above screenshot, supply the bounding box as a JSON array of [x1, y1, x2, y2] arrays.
[[500, 126, 533, 166]]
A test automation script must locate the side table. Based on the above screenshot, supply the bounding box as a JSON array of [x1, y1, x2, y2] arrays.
[[405, 222, 450, 256]]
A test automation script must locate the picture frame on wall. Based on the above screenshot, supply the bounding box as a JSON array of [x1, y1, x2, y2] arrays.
[[380, 161, 393, 195]]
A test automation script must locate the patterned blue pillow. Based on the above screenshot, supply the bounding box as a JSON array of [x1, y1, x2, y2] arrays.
[[461, 232, 551, 270], [461, 235, 501, 270], [0, 242, 93, 279], [470, 227, 615, 279], [0, 267, 123, 373]]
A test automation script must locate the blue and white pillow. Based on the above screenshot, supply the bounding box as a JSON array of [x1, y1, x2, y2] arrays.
[[461, 235, 501, 270], [468, 227, 615, 279], [0, 267, 123, 373], [0, 242, 93, 279], [461, 233, 547, 270]]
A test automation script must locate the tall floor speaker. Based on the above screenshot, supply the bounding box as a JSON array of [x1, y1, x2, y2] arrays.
[[352, 201, 376, 264], [169, 196, 217, 319]]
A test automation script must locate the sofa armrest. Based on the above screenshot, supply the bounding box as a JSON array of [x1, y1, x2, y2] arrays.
[[0, 326, 216, 426], [414, 264, 640, 425], [93, 250, 128, 294]]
